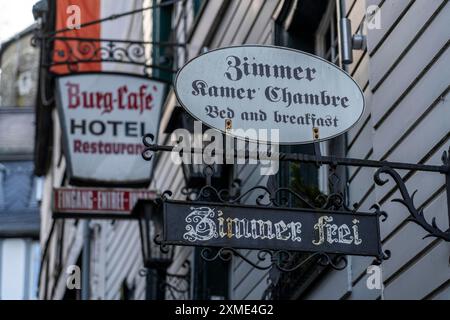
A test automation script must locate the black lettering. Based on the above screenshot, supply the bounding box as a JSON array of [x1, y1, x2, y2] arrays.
[[272, 65, 292, 79], [226, 107, 235, 119], [107, 121, 121, 136], [333, 116, 339, 127], [304, 94, 320, 105], [341, 97, 349, 108], [331, 96, 340, 107], [89, 121, 105, 136], [236, 88, 246, 99], [208, 85, 219, 97], [321, 91, 330, 106], [247, 89, 256, 100], [274, 111, 282, 123], [306, 68, 316, 81]]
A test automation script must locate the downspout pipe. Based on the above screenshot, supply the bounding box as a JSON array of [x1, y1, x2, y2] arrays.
[[339, 3, 353, 65], [37, 219, 56, 299]]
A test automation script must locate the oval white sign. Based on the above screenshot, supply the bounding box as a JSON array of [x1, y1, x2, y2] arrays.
[[175, 45, 365, 144]]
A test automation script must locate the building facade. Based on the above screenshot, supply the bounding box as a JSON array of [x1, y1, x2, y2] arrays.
[[35, 0, 449, 300], [0, 25, 41, 300]]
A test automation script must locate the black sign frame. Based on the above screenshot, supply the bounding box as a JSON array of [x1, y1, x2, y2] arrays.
[[160, 199, 385, 260]]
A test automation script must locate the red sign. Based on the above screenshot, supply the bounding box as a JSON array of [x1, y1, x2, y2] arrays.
[[56, 73, 165, 186], [53, 188, 157, 218]]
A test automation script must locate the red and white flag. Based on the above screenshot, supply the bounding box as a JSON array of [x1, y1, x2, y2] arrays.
[[52, 0, 145, 74]]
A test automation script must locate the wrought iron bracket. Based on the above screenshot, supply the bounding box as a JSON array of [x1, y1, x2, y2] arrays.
[[149, 183, 391, 272], [139, 259, 191, 299], [200, 247, 350, 272], [141, 138, 408, 272]]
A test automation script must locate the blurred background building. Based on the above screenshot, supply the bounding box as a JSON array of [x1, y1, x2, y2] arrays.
[[0, 24, 41, 299], [31, 0, 450, 300]]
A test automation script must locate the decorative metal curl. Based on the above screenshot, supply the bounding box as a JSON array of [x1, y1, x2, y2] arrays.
[[178, 184, 322, 210], [181, 179, 241, 202], [138, 268, 148, 277], [138, 260, 191, 299], [371, 204, 388, 222], [160, 190, 173, 201], [374, 166, 450, 241], [316, 253, 348, 270], [200, 247, 349, 272], [315, 192, 352, 211], [201, 247, 234, 262], [366, 204, 391, 264], [271, 188, 316, 208], [154, 234, 171, 254], [261, 252, 348, 299], [30, 33, 40, 48]]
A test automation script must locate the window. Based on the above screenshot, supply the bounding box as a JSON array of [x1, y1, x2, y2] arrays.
[[151, 0, 175, 81], [193, 248, 229, 300], [273, 0, 330, 207], [62, 255, 82, 300], [316, 1, 340, 65], [276, 0, 341, 198], [120, 279, 135, 300], [193, 0, 205, 17]]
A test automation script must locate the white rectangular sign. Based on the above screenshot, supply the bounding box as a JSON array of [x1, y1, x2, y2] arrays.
[[56, 73, 165, 185]]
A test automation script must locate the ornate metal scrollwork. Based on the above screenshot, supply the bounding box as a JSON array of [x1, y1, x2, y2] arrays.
[[151, 183, 360, 273], [154, 233, 171, 254], [139, 260, 191, 300], [164, 260, 191, 300], [374, 166, 450, 242], [143, 135, 396, 276]]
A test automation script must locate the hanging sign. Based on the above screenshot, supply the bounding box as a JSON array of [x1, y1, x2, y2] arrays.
[[55, 73, 165, 185], [53, 187, 156, 219], [162, 200, 383, 258], [175, 45, 365, 144]]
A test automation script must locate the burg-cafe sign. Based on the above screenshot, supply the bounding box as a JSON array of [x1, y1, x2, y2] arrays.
[[175, 45, 365, 144]]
